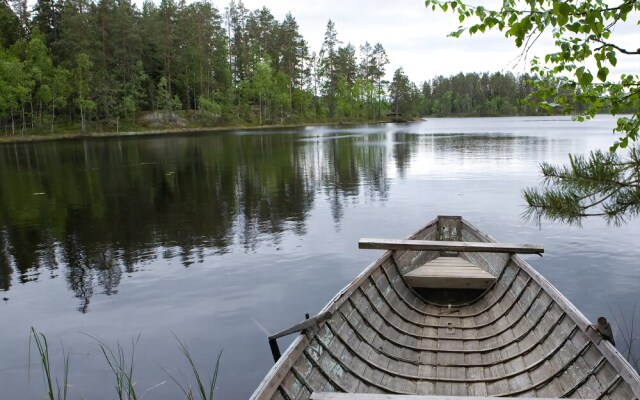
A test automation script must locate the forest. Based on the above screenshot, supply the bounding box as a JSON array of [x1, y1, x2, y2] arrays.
[[0, 0, 541, 136]]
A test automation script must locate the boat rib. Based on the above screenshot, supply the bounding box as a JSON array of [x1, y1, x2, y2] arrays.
[[252, 216, 640, 400]]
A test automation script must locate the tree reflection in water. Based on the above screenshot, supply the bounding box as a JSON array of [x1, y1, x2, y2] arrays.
[[0, 129, 414, 311]]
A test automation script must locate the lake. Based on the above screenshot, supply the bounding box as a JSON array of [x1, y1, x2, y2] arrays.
[[0, 116, 638, 399]]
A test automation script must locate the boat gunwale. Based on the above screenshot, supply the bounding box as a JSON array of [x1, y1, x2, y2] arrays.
[[250, 216, 640, 399], [511, 249, 640, 396], [461, 217, 640, 397]]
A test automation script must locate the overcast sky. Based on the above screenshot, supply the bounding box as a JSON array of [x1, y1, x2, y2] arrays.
[[237, 0, 639, 84]]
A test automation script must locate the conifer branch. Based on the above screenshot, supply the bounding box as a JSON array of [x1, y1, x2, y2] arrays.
[[523, 147, 640, 225]]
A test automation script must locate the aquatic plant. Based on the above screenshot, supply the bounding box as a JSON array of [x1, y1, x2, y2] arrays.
[[608, 304, 640, 372], [90, 334, 142, 400], [29, 327, 70, 400], [28, 329, 222, 399], [162, 335, 222, 400]]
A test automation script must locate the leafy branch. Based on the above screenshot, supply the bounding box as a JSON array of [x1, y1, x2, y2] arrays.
[[426, 0, 640, 224]]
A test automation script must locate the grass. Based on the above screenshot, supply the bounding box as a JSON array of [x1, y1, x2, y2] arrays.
[[28, 328, 222, 400], [162, 335, 222, 400], [608, 303, 640, 372], [29, 327, 70, 400], [91, 334, 141, 400]]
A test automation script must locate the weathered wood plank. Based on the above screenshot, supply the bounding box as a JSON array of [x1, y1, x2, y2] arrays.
[[507, 254, 640, 397], [253, 216, 640, 400], [404, 257, 496, 289], [310, 393, 584, 400], [358, 239, 544, 254], [270, 311, 333, 340], [252, 334, 311, 400]]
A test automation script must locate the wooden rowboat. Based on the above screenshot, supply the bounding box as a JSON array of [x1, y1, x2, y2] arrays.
[[251, 216, 640, 400]]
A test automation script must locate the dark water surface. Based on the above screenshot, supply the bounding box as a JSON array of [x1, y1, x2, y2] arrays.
[[0, 116, 638, 399]]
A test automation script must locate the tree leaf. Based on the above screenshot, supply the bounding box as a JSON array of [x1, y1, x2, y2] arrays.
[[597, 67, 609, 82]]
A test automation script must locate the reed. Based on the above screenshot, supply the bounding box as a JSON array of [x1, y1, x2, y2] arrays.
[[90, 334, 141, 400], [28, 329, 222, 399], [29, 327, 70, 400], [608, 303, 640, 372], [162, 335, 222, 400]]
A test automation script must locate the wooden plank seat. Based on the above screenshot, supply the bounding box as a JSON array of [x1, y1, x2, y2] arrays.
[[358, 238, 544, 254], [403, 256, 496, 289]]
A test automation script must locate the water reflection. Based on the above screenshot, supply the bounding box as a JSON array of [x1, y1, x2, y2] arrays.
[[0, 130, 411, 310], [2, 118, 637, 400], [0, 120, 616, 312]]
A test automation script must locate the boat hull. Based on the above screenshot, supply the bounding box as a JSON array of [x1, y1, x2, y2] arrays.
[[252, 216, 640, 399]]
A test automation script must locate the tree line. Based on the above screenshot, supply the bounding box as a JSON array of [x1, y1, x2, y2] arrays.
[[0, 0, 543, 136]]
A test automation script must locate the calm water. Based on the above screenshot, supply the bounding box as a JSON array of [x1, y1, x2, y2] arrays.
[[0, 116, 638, 399]]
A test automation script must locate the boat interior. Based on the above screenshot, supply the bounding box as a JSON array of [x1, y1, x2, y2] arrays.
[[252, 216, 640, 400]]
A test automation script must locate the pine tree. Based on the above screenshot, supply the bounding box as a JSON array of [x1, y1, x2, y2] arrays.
[[9, 0, 30, 39], [318, 20, 340, 118], [278, 13, 306, 115], [371, 43, 388, 119], [0, 0, 21, 48], [54, 0, 94, 65], [389, 67, 410, 117], [524, 149, 640, 225], [72, 52, 95, 132], [31, 0, 61, 53]]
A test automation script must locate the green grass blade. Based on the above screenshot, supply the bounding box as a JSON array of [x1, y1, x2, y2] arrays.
[[167, 334, 222, 400], [30, 327, 55, 400], [29, 327, 71, 400], [208, 350, 222, 400]]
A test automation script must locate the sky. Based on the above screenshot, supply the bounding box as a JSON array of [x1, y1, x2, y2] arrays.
[[237, 0, 639, 84]]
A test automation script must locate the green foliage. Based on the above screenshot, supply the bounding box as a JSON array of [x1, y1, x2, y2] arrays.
[[29, 327, 70, 400], [0, 1, 396, 131], [28, 329, 222, 399], [319, 20, 340, 118], [172, 95, 182, 112], [1, 0, 603, 134], [73, 52, 95, 133], [157, 76, 170, 113], [197, 95, 221, 120], [427, 0, 639, 145], [252, 60, 272, 124], [93, 334, 140, 400], [0, 0, 21, 48], [0, 1, 386, 130], [433, 71, 528, 117], [30, 0, 61, 51], [426, 0, 640, 223], [523, 148, 640, 225], [271, 70, 291, 123], [163, 336, 222, 400], [389, 67, 411, 116], [0, 49, 31, 133]]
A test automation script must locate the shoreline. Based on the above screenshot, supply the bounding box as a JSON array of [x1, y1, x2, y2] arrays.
[[0, 113, 598, 144], [0, 119, 396, 144]]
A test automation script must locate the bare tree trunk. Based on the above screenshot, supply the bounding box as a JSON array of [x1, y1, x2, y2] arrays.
[[21, 102, 26, 134], [50, 102, 55, 133], [81, 107, 85, 133]]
